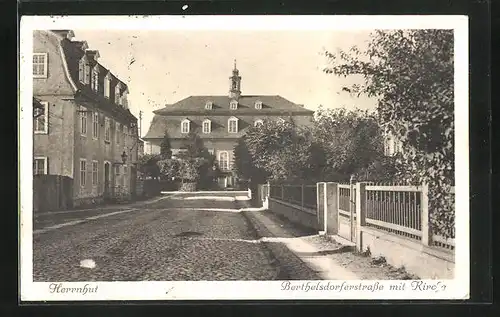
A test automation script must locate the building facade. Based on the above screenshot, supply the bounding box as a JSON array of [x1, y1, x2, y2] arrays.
[[143, 62, 314, 188], [33, 30, 140, 206]]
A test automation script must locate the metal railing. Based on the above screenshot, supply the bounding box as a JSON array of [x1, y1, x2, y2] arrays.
[[265, 181, 455, 252], [269, 184, 317, 211], [362, 184, 455, 251]]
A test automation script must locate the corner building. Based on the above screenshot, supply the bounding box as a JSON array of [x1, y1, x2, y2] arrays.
[[32, 30, 140, 206]]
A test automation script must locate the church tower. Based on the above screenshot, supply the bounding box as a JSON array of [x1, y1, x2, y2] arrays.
[[229, 59, 241, 99]]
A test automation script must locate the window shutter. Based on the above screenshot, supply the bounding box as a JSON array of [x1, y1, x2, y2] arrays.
[[46, 102, 49, 134], [78, 61, 84, 82], [85, 64, 90, 84], [46, 157, 49, 175]]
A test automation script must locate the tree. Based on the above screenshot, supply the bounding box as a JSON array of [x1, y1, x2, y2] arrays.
[[312, 107, 385, 181], [160, 130, 172, 160], [157, 159, 180, 181], [137, 154, 161, 179], [242, 120, 324, 183], [176, 132, 216, 189], [323, 29, 454, 238], [233, 136, 268, 185]]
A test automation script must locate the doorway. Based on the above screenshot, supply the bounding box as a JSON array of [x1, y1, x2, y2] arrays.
[[104, 162, 110, 198]]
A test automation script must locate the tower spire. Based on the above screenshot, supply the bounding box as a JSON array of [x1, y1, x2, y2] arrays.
[[229, 60, 241, 99]]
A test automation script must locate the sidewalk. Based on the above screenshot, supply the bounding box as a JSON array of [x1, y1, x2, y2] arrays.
[[239, 201, 418, 280], [35, 194, 174, 216]]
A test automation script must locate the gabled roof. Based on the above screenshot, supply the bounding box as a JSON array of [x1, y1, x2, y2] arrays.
[[153, 95, 313, 115]]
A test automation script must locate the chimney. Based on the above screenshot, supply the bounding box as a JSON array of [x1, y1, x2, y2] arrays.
[[51, 30, 75, 40], [85, 50, 101, 62]]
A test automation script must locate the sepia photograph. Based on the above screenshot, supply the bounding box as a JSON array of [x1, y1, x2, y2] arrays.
[[20, 15, 469, 301]]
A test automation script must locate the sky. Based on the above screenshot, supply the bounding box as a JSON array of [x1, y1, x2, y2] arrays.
[[73, 30, 378, 137]]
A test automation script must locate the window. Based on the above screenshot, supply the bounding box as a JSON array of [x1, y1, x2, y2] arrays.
[[208, 149, 214, 156], [205, 101, 213, 110], [202, 119, 211, 134], [255, 101, 262, 109], [80, 111, 87, 136], [104, 74, 111, 98], [91, 67, 99, 92], [228, 117, 238, 133], [33, 157, 47, 175], [218, 151, 229, 171], [115, 165, 121, 186], [115, 85, 121, 105], [92, 161, 98, 186], [34, 101, 49, 134], [254, 119, 264, 127], [92, 112, 99, 139], [80, 159, 87, 187], [33, 53, 48, 78], [78, 57, 90, 84], [181, 119, 190, 134], [230, 100, 238, 110], [105, 117, 111, 142], [116, 123, 121, 144]]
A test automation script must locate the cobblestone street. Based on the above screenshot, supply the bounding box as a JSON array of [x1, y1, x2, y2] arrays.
[[33, 193, 288, 281]]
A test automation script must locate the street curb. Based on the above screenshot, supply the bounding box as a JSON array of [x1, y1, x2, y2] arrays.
[[240, 204, 361, 280], [234, 200, 284, 280]]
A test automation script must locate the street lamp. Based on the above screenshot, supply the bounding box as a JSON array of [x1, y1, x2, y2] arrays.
[[121, 151, 128, 164]]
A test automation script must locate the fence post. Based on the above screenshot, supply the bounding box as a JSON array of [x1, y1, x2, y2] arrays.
[[316, 182, 325, 233], [301, 184, 304, 208], [349, 176, 356, 242], [281, 184, 285, 201], [421, 183, 431, 246], [356, 182, 367, 252], [325, 182, 339, 235]]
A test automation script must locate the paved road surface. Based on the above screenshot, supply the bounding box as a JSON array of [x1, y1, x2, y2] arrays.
[[33, 193, 279, 281]]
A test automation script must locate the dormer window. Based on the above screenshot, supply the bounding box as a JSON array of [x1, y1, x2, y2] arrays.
[[115, 83, 121, 106], [91, 65, 99, 92], [255, 101, 262, 109], [228, 117, 238, 133], [78, 56, 90, 85], [181, 119, 190, 134], [230, 100, 238, 110], [205, 101, 213, 110], [202, 119, 211, 134], [254, 119, 264, 127], [104, 73, 111, 98]]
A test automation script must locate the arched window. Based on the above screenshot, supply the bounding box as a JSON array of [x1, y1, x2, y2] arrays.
[[205, 101, 213, 110], [228, 117, 238, 133], [181, 119, 190, 134], [254, 119, 264, 127], [202, 119, 211, 134], [255, 101, 262, 109], [218, 151, 229, 170], [230, 100, 238, 110]]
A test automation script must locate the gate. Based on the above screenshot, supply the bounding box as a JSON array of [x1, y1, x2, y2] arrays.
[[337, 183, 357, 242]]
